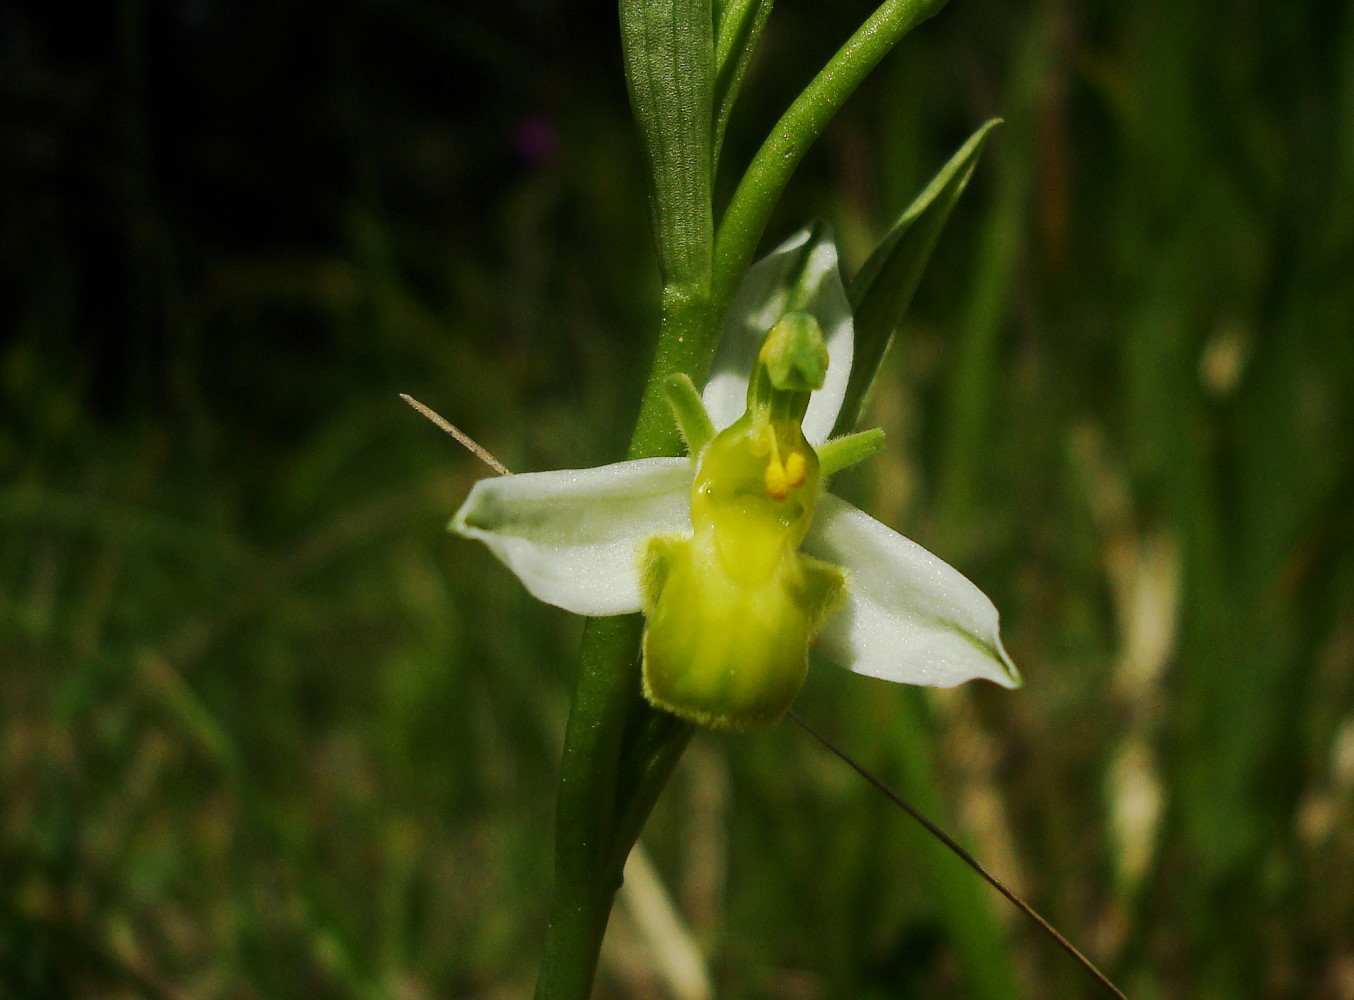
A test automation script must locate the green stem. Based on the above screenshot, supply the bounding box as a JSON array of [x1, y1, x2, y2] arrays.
[[534, 614, 697, 1000], [712, 0, 949, 314], [533, 873, 614, 1000], [627, 288, 719, 459], [534, 617, 642, 1000], [535, 0, 722, 990], [534, 261, 714, 1000]]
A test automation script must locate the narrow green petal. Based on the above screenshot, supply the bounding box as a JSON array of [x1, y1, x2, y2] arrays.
[[662, 373, 716, 455], [835, 119, 1000, 436], [816, 428, 885, 478]]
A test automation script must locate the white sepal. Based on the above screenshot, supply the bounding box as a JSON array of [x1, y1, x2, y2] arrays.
[[804, 494, 1021, 689], [704, 225, 853, 443], [451, 457, 692, 617]]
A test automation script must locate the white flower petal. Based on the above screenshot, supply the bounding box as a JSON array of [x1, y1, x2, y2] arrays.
[[804, 494, 1021, 689], [451, 458, 692, 616], [704, 225, 854, 443]]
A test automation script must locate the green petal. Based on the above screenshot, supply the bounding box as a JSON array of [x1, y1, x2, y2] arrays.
[[662, 373, 717, 455]]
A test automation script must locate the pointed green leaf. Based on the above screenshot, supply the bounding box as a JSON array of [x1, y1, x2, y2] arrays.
[[619, 0, 715, 292], [712, 0, 774, 165], [833, 118, 1001, 436]]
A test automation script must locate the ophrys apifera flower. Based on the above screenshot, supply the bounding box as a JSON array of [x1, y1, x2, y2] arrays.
[[452, 227, 1020, 729]]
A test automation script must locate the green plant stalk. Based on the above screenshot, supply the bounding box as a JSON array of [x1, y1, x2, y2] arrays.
[[712, 0, 949, 314], [535, 1, 720, 992], [534, 277, 713, 1000], [618, 0, 717, 455], [533, 560, 698, 999], [627, 290, 719, 459], [535, 615, 644, 1000], [534, 268, 721, 1000]]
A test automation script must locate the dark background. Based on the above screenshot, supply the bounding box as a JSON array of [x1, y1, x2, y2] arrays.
[[3, 1, 1352, 997]]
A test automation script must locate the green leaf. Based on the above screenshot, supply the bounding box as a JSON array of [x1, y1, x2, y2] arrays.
[[713, 0, 774, 166], [619, 0, 722, 460], [712, 0, 950, 313], [619, 0, 716, 292], [834, 118, 1000, 436]]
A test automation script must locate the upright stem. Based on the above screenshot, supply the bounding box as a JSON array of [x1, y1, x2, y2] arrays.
[[534, 2, 719, 993], [627, 290, 718, 459], [535, 617, 644, 1000], [619, 0, 719, 456], [533, 879, 615, 1000], [533, 281, 711, 1000], [535, 616, 695, 1000]]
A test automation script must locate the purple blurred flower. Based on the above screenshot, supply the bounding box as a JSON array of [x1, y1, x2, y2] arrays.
[[513, 116, 558, 164]]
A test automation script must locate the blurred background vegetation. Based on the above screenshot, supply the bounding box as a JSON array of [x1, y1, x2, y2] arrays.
[[3, 0, 1352, 997]]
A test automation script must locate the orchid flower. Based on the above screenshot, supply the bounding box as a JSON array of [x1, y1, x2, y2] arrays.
[[453, 227, 1020, 730]]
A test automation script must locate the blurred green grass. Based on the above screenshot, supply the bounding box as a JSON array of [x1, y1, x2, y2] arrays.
[[3, 0, 1352, 998]]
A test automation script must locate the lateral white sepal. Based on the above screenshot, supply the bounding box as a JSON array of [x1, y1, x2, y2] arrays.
[[451, 457, 692, 616], [804, 494, 1021, 689]]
